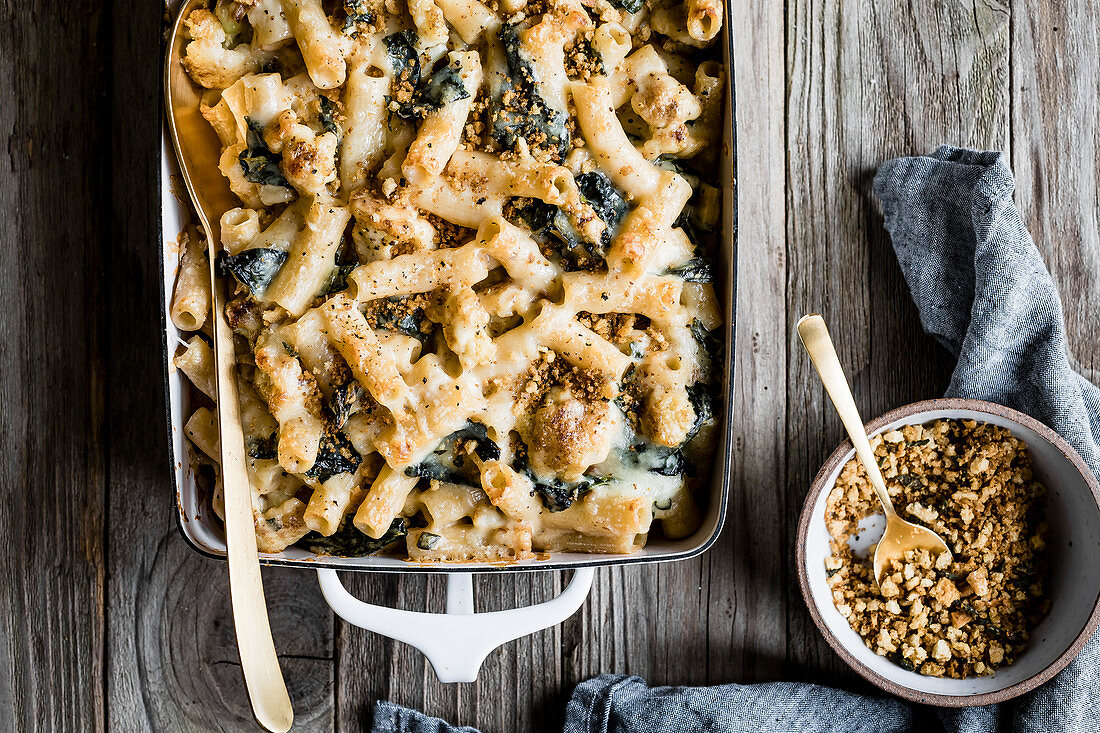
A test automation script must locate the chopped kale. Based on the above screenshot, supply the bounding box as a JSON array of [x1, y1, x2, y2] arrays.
[[307, 517, 407, 556], [566, 36, 605, 78], [384, 30, 420, 84], [330, 382, 365, 429], [418, 61, 470, 110], [384, 36, 469, 120], [655, 155, 707, 184], [246, 433, 278, 461], [629, 443, 685, 476], [576, 171, 629, 246], [576, 172, 629, 235], [507, 195, 605, 271], [341, 0, 375, 35], [238, 118, 290, 188], [491, 24, 570, 160], [687, 383, 714, 433], [282, 341, 299, 358], [216, 247, 288, 297], [606, 0, 644, 13], [319, 263, 356, 297], [404, 421, 500, 486], [666, 256, 714, 283], [416, 532, 442, 550], [450, 421, 501, 460], [318, 95, 339, 135], [374, 296, 429, 340], [690, 319, 723, 360], [905, 439, 930, 446], [533, 475, 609, 512], [305, 429, 362, 482], [404, 459, 464, 484]]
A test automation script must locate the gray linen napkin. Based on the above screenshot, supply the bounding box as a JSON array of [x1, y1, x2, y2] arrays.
[[371, 146, 1100, 733]]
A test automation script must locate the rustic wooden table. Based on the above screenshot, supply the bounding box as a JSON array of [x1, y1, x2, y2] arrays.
[[2, 1, 1097, 730]]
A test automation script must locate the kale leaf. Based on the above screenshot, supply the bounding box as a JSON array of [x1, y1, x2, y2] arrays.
[[384, 30, 420, 85], [404, 421, 500, 485], [330, 382, 365, 429], [606, 0, 644, 12], [238, 118, 290, 188], [216, 248, 288, 297], [385, 36, 470, 120], [666, 257, 714, 283], [319, 263, 356, 297], [305, 429, 362, 482], [341, 0, 375, 35], [418, 61, 470, 110], [491, 24, 570, 160], [373, 296, 429, 340], [628, 443, 685, 476], [576, 171, 629, 242], [687, 382, 714, 433], [690, 319, 723, 360], [533, 475, 610, 512], [307, 517, 407, 556], [318, 95, 339, 135], [246, 433, 278, 461]]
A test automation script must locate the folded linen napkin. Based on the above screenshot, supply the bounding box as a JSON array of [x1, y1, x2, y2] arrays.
[[371, 146, 1100, 733]]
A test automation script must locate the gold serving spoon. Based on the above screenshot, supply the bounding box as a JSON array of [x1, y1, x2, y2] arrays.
[[165, 2, 294, 730], [797, 314, 951, 585]]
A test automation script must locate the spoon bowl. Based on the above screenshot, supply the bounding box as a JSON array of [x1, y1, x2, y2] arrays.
[[872, 514, 950, 585]]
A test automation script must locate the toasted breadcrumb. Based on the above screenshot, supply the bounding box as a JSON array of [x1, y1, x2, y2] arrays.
[[824, 419, 1050, 678]]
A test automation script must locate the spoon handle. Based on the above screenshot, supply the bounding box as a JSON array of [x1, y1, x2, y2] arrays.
[[797, 314, 897, 519], [208, 245, 295, 733]]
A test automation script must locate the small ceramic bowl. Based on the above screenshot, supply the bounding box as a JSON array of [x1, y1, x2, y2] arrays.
[[797, 398, 1100, 706]]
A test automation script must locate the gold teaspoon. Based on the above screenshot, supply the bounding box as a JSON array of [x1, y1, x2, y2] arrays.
[[165, 2, 294, 730], [797, 314, 951, 585]]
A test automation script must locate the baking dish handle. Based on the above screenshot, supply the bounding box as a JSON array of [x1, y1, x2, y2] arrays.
[[316, 568, 595, 683]]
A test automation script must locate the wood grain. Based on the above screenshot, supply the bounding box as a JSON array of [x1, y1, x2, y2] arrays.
[[1011, 3, 1100, 377], [0, 0, 109, 729], [0, 1, 1098, 730], [782, 0, 1010, 689], [104, 5, 337, 732]]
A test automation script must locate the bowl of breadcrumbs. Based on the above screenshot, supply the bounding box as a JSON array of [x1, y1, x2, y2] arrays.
[[797, 399, 1100, 706]]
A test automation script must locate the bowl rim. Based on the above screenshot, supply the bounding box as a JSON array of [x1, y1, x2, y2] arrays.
[[796, 397, 1100, 707]]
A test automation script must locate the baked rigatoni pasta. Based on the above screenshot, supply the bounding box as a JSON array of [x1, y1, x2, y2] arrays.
[[174, 0, 726, 560]]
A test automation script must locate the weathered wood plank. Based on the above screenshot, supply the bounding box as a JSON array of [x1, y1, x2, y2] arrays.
[[701, 0, 790, 686], [336, 571, 570, 732], [104, 4, 336, 731], [0, 0, 110, 729], [782, 0, 1009, 684], [1011, 3, 1100, 376]]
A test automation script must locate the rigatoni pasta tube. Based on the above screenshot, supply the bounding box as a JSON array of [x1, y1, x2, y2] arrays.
[[402, 51, 483, 187], [265, 198, 351, 317], [170, 228, 211, 332], [278, 0, 348, 88]]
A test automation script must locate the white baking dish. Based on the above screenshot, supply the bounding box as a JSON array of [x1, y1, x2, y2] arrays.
[[161, 5, 737, 680]]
